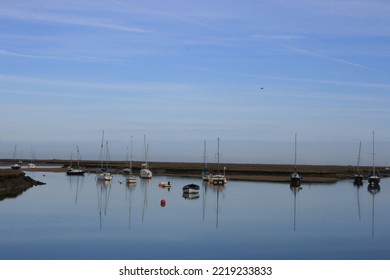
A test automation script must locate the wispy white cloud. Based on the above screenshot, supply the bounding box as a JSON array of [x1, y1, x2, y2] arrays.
[[279, 45, 390, 75], [252, 34, 303, 40], [0, 74, 192, 93], [293, 0, 390, 18], [0, 6, 150, 33]]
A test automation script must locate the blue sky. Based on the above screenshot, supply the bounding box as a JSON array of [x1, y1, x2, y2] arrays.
[[1, 0, 390, 166]]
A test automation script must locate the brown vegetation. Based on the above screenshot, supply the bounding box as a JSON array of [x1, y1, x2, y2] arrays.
[[2, 159, 388, 183], [0, 169, 45, 200]]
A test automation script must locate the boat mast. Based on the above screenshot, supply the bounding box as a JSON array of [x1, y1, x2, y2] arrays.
[[203, 140, 207, 168], [13, 144, 17, 161], [105, 141, 110, 169], [144, 135, 148, 168], [76, 145, 81, 168], [130, 136, 133, 173], [99, 131, 105, 169], [357, 141, 362, 173], [217, 138, 221, 174], [372, 131, 376, 175], [294, 133, 298, 172]]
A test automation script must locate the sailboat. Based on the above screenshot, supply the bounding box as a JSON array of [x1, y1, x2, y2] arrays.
[[368, 131, 380, 187], [353, 141, 363, 185], [67, 146, 86, 175], [126, 136, 137, 184], [28, 148, 36, 168], [202, 140, 210, 181], [209, 138, 227, 185], [290, 133, 302, 187], [11, 144, 22, 170], [96, 131, 113, 181], [140, 135, 152, 179]]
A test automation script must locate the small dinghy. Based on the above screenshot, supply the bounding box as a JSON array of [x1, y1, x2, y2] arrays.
[[182, 184, 200, 194]]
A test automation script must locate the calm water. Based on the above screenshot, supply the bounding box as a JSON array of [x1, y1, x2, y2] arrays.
[[0, 171, 389, 260]]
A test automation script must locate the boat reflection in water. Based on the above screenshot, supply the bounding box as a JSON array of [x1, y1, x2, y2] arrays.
[[290, 184, 302, 232], [353, 182, 362, 222], [96, 180, 112, 230], [140, 178, 150, 222], [182, 183, 200, 200], [182, 193, 199, 200], [67, 174, 85, 205], [4, 172, 390, 260], [125, 180, 136, 229], [207, 183, 226, 228], [367, 183, 380, 238]]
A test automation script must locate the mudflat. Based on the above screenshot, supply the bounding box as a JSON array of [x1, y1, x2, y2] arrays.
[[2, 159, 387, 183]]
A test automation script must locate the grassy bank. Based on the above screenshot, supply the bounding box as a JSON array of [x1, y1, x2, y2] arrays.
[[2, 159, 388, 183]]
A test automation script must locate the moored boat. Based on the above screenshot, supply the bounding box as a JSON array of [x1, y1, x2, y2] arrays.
[[66, 146, 85, 176], [96, 131, 113, 181], [11, 145, 21, 169], [125, 136, 137, 185], [209, 174, 228, 185], [209, 138, 227, 185], [182, 183, 200, 194], [11, 163, 22, 170], [97, 171, 113, 181], [67, 168, 86, 176], [159, 181, 171, 188], [353, 141, 363, 186], [290, 172, 302, 187], [290, 134, 302, 187], [368, 131, 380, 188], [140, 135, 152, 179]]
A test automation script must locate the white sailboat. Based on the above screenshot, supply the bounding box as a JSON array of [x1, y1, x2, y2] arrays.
[[97, 131, 113, 181], [67, 145, 85, 175], [126, 136, 137, 184], [140, 135, 152, 179], [368, 131, 380, 187], [209, 138, 227, 185], [28, 148, 36, 168]]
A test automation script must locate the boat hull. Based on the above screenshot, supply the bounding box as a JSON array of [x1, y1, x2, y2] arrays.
[[66, 168, 85, 176], [140, 169, 152, 179], [368, 175, 380, 187], [290, 172, 302, 187], [126, 176, 137, 184], [97, 172, 113, 181], [209, 175, 227, 185], [182, 184, 200, 194], [11, 164, 21, 170]]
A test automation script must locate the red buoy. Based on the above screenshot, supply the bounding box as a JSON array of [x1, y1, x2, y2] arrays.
[[160, 199, 166, 207]]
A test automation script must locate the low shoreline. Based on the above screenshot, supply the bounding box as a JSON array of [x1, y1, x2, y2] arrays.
[[2, 159, 388, 184], [0, 169, 45, 200]]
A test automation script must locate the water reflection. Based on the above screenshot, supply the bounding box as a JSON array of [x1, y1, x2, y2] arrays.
[[96, 180, 112, 230], [2, 172, 390, 260], [290, 185, 302, 232], [140, 178, 151, 222], [182, 193, 199, 200], [354, 184, 362, 222], [367, 183, 380, 238], [67, 175, 85, 205], [207, 183, 226, 228], [125, 181, 136, 229]]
